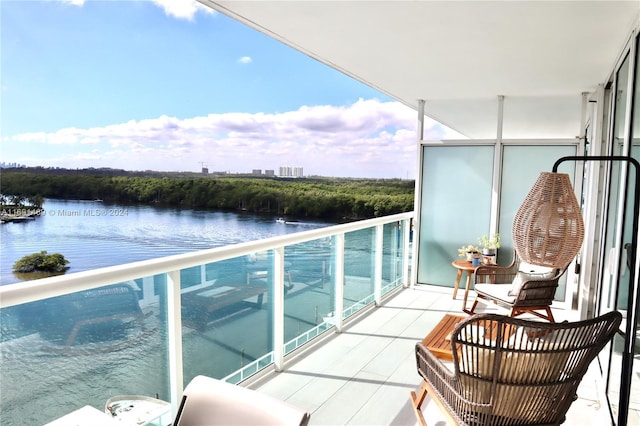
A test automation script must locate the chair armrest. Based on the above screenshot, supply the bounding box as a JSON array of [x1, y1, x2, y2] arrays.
[[473, 265, 517, 285], [414, 343, 489, 415], [513, 272, 563, 305], [415, 342, 457, 383]]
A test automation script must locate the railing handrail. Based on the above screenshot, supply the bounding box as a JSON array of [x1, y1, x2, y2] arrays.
[[0, 212, 413, 308]]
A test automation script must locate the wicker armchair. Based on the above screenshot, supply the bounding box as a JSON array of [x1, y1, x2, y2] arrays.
[[410, 311, 621, 426], [465, 251, 565, 322]]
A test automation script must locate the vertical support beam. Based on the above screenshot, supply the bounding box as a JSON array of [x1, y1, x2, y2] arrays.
[[374, 224, 384, 305], [417, 100, 425, 140], [496, 95, 504, 142], [166, 270, 183, 417], [334, 234, 345, 332], [403, 218, 411, 287], [490, 95, 504, 236], [579, 91, 588, 146], [579, 87, 605, 320], [412, 100, 426, 287], [273, 247, 285, 372]]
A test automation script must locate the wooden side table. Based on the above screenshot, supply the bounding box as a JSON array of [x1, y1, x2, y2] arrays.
[[451, 259, 481, 310], [421, 313, 465, 361], [420, 313, 517, 362]]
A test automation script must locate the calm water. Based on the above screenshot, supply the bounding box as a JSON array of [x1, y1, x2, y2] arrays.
[[1, 199, 334, 285], [1, 200, 394, 425]]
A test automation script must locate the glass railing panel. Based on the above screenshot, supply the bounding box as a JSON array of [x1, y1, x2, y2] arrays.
[[181, 253, 274, 385], [0, 213, 414, 424], [0, 279, 170, 426], [283, 239, 335, 354], [343, 227, 376, 318], [382, 221, 404, 295]]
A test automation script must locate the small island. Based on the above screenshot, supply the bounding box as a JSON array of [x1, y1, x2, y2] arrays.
[[13, 250, 70, 280]]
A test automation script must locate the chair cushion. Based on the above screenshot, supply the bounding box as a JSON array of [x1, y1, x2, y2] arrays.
[[475, 283, 515, 304], [459, 328, 571, 381], [176, 375, 310, 426], [509, 263, 556, 296]]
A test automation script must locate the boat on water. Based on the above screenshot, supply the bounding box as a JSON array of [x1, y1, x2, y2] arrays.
[[1, 215, 36, 223], [276, 218, 286, 224]]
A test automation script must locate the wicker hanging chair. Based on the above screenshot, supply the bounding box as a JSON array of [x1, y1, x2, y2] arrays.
[[512, 172, 584, 269]]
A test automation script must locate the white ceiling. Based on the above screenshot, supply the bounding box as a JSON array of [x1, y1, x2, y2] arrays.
[[199, 1, 639, 139]]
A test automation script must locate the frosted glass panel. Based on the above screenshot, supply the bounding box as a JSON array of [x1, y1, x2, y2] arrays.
[[417, 145, 494, 286], [500, 144, 577, 300]]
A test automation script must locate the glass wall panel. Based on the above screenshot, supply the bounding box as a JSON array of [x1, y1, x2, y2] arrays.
[[602, 55, 629, 424], [284, 240, 334, 351], [629, 39, 640, 425], [602, 48, 640, 425], [344, 228, 376, 314], [382, 221, 404, 294], [500, 144, 577, 301], [417, 145, 494, 286], [0, 280, 170, 425], [181, 254, 272, 384]]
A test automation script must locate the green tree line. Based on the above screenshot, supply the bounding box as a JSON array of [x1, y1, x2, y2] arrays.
[[1, 169, 414, 219]]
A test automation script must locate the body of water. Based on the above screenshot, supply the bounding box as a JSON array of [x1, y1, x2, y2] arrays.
[[1, 199, 334, 286], [1, 199, 406, 425]]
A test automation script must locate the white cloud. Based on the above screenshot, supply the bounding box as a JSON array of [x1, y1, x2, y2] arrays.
[[150, 0, 214, 21], [53, 0, 214, 20], [4, 100, 462, 178], [57, 0, 85, 6], [238, 56, 252, 64]]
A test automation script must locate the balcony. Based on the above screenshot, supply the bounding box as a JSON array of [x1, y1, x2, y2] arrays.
[[0, 212, 617, 425], [252, 286, 612, 426], [1, 213, 411, 425]]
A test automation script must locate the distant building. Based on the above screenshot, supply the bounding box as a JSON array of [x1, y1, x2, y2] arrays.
[[279, 166, 303, 178], [252, 169, 262, 175], [264, 169, 275, 176], [201, 167, 209, 175], [0, 162, 26, 169]]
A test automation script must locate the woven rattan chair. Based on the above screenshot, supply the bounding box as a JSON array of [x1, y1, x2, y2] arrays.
[[465, 251, 565, 322], [410, 311, 621, 426]]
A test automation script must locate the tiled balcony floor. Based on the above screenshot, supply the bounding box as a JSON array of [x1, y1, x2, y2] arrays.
[[253, 284, 614, 426]]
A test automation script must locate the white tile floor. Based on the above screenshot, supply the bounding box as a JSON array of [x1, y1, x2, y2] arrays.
[[253, 285, 616, 425]]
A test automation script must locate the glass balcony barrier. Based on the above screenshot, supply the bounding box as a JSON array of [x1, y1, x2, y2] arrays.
[[0, 213, 412, 425]]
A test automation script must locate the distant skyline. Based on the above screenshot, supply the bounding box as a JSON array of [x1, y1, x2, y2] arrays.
[[1, 0, 463, 179]]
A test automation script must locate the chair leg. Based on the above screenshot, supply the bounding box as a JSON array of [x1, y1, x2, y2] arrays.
[[463, 299, 479, 315], [545, 307, 555, 323], [410, 381, 429, 426], [511, 307, 556, 323]]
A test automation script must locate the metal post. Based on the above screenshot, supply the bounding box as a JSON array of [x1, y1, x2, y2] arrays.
[[273, 247, 285, 371], [334, 233, 345, 332], [374, 224, 384, 305], [166, 270, 183, 418]]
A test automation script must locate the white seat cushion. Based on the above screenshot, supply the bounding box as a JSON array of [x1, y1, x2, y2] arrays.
[[509, 263, 556, 296], [475, 283, 515, 304]]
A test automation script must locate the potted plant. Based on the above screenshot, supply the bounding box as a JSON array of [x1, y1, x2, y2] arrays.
[[458, 244, 480, 261], [478, 233, 500, 264]]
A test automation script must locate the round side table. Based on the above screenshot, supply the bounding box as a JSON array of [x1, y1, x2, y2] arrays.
[[451, 259, 483, 311]]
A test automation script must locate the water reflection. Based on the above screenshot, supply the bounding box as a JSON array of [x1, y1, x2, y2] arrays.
[[1, 199, 332, 286]]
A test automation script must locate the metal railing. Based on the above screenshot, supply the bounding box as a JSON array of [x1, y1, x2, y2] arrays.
[[0, 212, 413, 425]]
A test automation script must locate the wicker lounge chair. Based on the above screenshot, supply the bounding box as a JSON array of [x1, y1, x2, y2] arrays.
[[465, 251, 565, 322], [410, 311, 621, 426]]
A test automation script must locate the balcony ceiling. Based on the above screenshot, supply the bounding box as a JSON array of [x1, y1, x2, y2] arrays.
[[199, 1, 639, 139]]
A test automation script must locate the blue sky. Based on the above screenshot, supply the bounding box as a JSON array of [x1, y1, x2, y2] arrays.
[[1, 0, 460, 178]]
